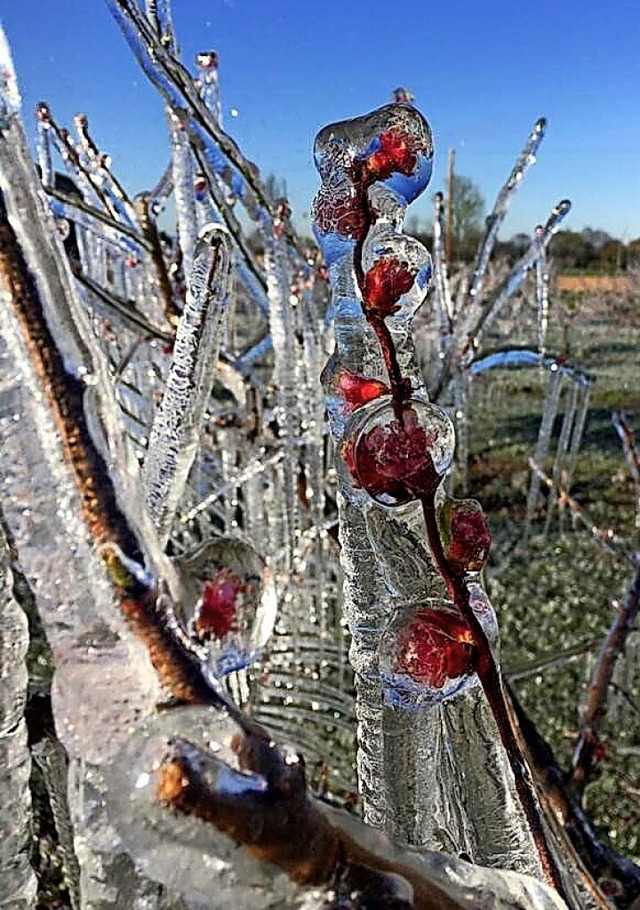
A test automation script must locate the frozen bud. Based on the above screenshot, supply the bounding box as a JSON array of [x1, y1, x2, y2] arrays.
[[437, 498, 491, 572], [379, 604, 477, 708], [363, 257, 416, 316], [55, 218, 70, 242], [393, 86, 415, 105], [273, 198, 292, 237], [193, 172, 208, 200], [312, 103, 433, 255], [362, 222, 432, 317], [333, 369, 390, 412], [195, 567, 244, 640], [196, 50, 219, 71], [35, 101, 51, 123], [177, 538, 277, 676], [99, 542, 154, 595], [362, 128, 418, 183], [342, 399, 454, 506]]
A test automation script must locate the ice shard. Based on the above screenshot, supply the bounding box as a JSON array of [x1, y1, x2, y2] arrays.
[[143, 223, 233, 545]]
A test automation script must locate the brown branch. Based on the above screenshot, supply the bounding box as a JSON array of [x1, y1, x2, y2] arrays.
[[569, 563, 640, 801], [508, 684, 640, 907], [155, 733, 473, 910], [613, 412, 640, 484], [134, 193, 181, 328], [528, 458, 634, 564], [0, 209, 251, 733]]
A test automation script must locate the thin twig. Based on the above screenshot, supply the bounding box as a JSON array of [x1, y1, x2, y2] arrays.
[[528, 458, 636, 565], [568, 563, 640, 800]]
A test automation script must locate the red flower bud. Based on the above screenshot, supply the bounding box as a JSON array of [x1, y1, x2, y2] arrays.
[[194, 567, 244, 640], [391, 607, 477, 690], [363, 257, 415, 316], [438, 499, 491, 572], [343, 402, 454, 506], [335, 369, 390, 412], [364, 129, 417, 183]]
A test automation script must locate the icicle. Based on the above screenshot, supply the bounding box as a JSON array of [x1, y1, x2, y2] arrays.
[[262, 213, 300, 571], [535, 224, 550, 358], [35, 101, 54, 187], [452, 368, 470, 494], [468, 117, 546, 303], [169, 109, 198, 280], [612, 412, 640, 527], [563, 379, 591, 495], [432, 191, 454, 357], [543, 378, 579, 534], [525, 365, 563, 532], [143, 224, 233, 546], [147, 158, 173, 217], [195, 51, 223, 125]]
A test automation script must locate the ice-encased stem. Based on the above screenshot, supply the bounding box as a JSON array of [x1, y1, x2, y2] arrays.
[[544, 379, 579, 534], [525, 366, 564, 531], [262, 228, 300, 570], [432, 192, 453, 357], [0, 521, 37, 909], [143, 224, 233, 546], [313, 105, 548, 879], [468, 117, 546, 303], [535, 235, 550, 358], [460, 201, 571, 367], [169, 115, 198, 281]]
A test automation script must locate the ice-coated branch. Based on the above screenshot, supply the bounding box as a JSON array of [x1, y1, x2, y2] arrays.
[[432, 191, 454, 352], [510, 686, 640, 908], [143, 223, 233, 546], [0, 520, 37, 907], [108, 708, 568, 910], [430, 198, 572, 402], [468, 117, 546, 303], [73, 267, 175, 342], [613, 412, 640, 532], [43, 183, 151, 252], [311, 101, 568, 894], [527, 458, 635, 563], [106, 0, 272, 215]]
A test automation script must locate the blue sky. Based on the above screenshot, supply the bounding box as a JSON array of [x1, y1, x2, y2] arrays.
[[2, 0, 639, 240]]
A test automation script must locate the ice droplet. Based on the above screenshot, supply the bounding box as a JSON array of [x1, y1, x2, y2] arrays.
[[379, 602, 478, 709], [342, 397, 455, 507], [177, 537, 277, 676]]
